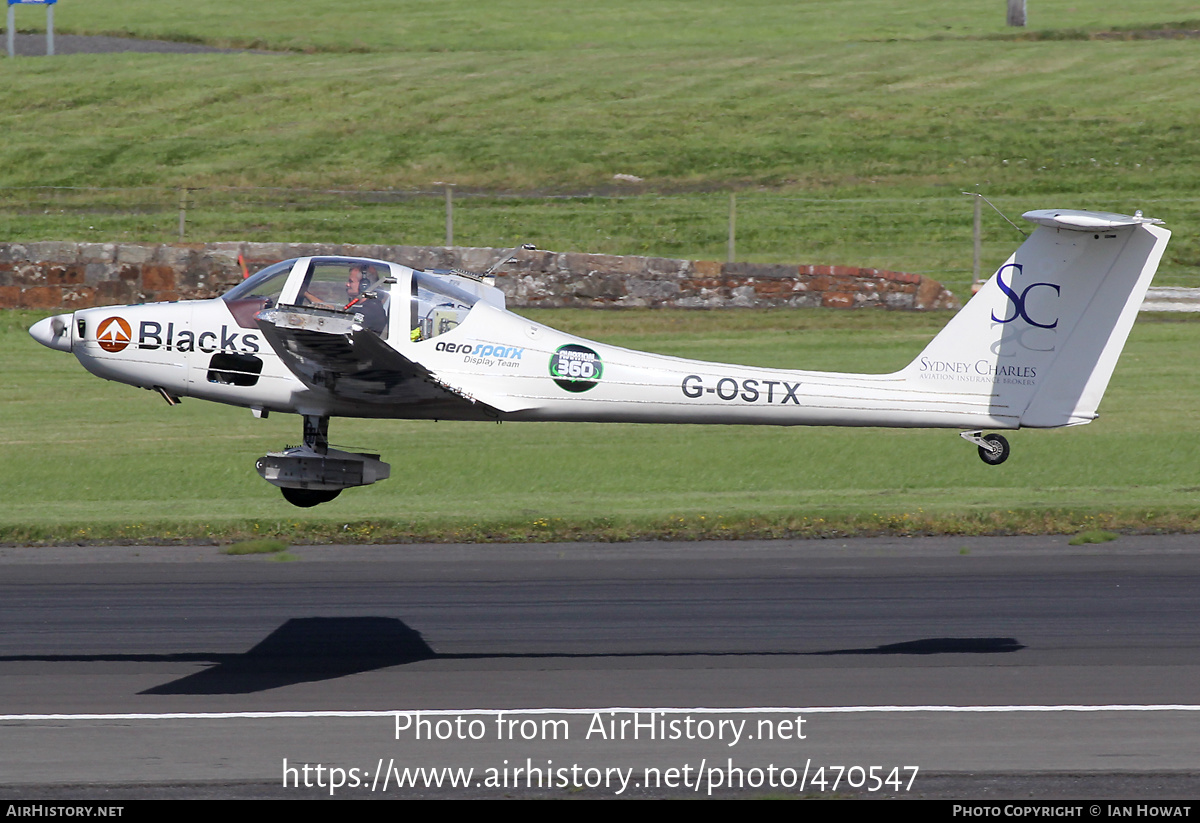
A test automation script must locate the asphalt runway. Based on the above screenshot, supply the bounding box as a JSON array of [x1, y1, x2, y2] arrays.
[[2, 535, 1200, 799]]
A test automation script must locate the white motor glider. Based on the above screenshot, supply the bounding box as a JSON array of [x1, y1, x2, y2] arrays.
[[29, 209, 1170, 506]]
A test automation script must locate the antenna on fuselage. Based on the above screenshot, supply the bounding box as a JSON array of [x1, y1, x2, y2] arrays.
[[485, 243, 537, 277]]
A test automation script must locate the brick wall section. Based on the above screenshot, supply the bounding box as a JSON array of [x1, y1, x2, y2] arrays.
[[0, 242, 959, 311]]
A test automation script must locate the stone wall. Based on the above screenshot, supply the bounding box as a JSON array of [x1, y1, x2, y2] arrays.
[[0, 241, 958, 311]]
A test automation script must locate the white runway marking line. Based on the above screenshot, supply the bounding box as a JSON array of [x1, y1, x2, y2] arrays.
[[5, 705, 1200, 720]]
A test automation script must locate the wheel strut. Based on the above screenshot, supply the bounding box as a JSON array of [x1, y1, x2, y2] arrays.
[[303, 414, 329, 454], [960, 430, 1011, 466]]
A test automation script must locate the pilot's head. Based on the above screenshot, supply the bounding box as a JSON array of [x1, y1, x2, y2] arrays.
[[346, 265, 376, 299]]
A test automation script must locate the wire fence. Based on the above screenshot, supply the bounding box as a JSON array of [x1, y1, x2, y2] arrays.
[[2, 185, 1196, 294]]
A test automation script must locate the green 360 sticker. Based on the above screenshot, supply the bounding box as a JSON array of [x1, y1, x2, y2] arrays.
[[550, 344, 604, 393]]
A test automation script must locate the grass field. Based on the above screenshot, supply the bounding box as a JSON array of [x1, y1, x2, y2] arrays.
[[22, 1, 1200, 56], [4, 308, 1198, 544], [2, 1, 1199, 294], [2, 3, 1197, 542]]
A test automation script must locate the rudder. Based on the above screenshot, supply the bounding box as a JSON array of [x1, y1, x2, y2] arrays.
[[901, 209, 1170, 429]]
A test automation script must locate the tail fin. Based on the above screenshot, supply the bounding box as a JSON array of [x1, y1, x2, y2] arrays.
[[901, 209, 1170, 428]]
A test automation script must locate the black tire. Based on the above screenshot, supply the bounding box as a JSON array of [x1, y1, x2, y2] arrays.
[[280, 487, 342, 507], [977, 433, 1010, 466]]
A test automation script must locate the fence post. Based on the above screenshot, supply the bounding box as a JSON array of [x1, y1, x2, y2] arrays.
[[178, 187, 188, 241], [441, 183, 455, 246], [727, 192, 736, 263], [973, 190, 982, 285], [1006, 0, 1026, 27]]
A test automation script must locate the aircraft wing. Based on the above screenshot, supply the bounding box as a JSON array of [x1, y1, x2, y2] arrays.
[[255, 305, 521, 414]]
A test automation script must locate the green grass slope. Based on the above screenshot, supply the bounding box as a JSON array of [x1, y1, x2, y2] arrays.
[[2, 2, 1198, 289], [2, 3, 1197, 543], [33, 0, 1200, 54]]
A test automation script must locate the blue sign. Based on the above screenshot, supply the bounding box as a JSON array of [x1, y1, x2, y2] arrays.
[[8, 1, 57, 5]]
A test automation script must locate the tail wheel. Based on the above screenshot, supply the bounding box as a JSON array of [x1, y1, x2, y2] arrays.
[[281, 487, 342, 508], [978, 433, 1010, 466]]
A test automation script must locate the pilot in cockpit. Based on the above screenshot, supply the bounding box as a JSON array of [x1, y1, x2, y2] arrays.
[[345, 264, 389, 336]]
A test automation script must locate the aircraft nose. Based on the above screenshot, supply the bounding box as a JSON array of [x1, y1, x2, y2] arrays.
[[29, 313, 73, 352]]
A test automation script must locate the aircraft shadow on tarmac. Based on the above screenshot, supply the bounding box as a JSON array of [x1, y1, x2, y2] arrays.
[[0, 618, 1026, 695], [138, 619, 1025, 695], [811, 638, 1025, 655], [141, 617, 435, 694]]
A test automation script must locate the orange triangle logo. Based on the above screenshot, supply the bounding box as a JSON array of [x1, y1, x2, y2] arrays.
[[96, 317, 132, 353]]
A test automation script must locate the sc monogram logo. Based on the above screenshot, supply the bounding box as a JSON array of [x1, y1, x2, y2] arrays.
[[991, 264, 1060, 329]]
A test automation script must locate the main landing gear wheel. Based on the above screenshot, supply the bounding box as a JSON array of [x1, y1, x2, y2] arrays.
[[977, 433, 1010, 466], [280, 487, 342, 508]]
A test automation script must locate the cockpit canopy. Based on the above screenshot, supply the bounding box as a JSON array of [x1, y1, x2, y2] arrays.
[[222, 258, 295, 305], [222, 256, 506, 341]]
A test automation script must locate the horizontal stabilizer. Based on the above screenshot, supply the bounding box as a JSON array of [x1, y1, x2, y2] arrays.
[[1022, 209, 1163, 231]]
